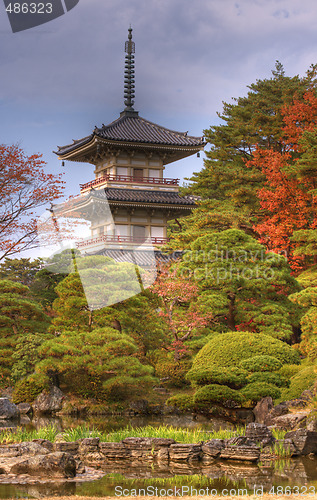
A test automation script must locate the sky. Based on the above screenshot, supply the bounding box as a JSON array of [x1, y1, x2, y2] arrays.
[[1, 0, 317, 258]]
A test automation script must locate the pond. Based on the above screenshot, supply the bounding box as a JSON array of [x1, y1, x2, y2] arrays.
[[0, 457, 317, 498], [1, 414, 316, 498]]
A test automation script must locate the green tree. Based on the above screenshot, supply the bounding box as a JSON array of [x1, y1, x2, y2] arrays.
[[36, 327, 155, 401], [178, 229, 301, 339], [0, 258, 42, 286], [170, 63, 317, 249], [0, 280, 50, 383]]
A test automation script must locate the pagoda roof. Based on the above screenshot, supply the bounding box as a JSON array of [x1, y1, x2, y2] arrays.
[[52, 188, 197, 219], [103, 187, 197, 206], [55, 112, 205, 160]]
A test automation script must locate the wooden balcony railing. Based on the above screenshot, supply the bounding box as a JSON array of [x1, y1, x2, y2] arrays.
[[76, 234, 168, 249], [80, 174, 179, 191]]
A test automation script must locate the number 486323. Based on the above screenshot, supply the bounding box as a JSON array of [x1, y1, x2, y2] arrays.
[[5, 3, 53, 14]]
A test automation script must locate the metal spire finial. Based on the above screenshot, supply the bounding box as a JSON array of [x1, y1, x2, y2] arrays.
[[124, 27, 135, 112]]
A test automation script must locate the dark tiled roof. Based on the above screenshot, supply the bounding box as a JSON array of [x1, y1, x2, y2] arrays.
[[96, 249, 183, 267], [56, 113, 204, 155], [104, 188, 197, 206]]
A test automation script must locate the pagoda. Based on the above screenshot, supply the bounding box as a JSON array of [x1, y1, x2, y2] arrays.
[[54, 28, 205, 264]]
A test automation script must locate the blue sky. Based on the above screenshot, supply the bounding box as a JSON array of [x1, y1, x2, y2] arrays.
[[1, 0, 317, 199]]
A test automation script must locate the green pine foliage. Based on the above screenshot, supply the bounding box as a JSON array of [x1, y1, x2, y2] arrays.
[[35, 327, 155, 401], [280, 365, 316, 401], [184, 331, 300, 408], [240, 355, 282, 372], [193, 384, 244, 410], [240, 382, 281, 403], [0, 279, 50, 383], [0, 258, 42, 286], [172, 63, 317, 245], [179, 229, 301, 338], [186, 366, 248, 389], [193, 332, 300, 370]]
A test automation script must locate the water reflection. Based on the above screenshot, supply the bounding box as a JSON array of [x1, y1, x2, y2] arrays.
[[1, 458, 317, 498]]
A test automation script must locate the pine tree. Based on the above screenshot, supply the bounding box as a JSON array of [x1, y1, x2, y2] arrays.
[[171, 63, 317, 248], [0, 280, 50, 383], [178, 229, 301, 340]]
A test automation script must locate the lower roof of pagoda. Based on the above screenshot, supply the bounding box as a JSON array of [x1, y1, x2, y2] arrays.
[[94, 249, 183, 267], [54, 113, 205, 165], [52, 188, 197, 218]]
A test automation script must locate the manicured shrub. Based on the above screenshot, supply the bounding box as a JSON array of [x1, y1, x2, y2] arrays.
[[186, 366, 248, 389], [280, 366, 316, 401], [240, 355, 282, 373], [240, 382, 281, 403], [155, 359, 191, 388], [278, 364, 301, 379], [193, 332, 300, 371], [193, 384, 244, 410], [166, 394, 195, 411], [12, 373, 49, 404], [247, 371, 289, 388]]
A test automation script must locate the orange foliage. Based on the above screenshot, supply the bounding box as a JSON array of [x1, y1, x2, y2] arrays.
[[247, 91, 317, 270]]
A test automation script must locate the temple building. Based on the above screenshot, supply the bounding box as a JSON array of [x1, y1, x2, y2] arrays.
[[54, 28, 205, 263]]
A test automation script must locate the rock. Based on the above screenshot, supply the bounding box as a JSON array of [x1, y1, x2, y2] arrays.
[[54, 441, 79, 453], [10, 451, 76, 478], [285, 429, 317, 455], [32, 439, 54, 452], [17, 402, 32, 415], [0, 445, 20, 457], [220, 444, 260, 462], [18, 441, 50, 456], [129, 400, 149, 414], [19, 415, 31, 426], [202, 439, 225, 460], [32, 386, 64, 415], [0, 398, 19, 420], [265, 402, 289, 425], [245, 423, 274, 446], [253, 397, 274, 424], [157, 447, 169, 462], [99, 442, 130, 460], [306, 410, 317, 432], [227, 436, 256, 446], [76, 459, 85, 474], [78, 437, 100, 454], [169, 443, 201, 462], [271, 412, 308, 430]]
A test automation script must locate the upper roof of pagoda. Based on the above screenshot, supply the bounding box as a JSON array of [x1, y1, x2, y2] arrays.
[[55, 113, 205, 162], [54, 28, 205, 165]]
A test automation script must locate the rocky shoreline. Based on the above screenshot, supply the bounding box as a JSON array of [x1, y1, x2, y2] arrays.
[[0, 423, 316, 484]]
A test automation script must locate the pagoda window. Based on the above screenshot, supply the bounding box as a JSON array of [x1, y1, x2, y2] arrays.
[[133, 225, 146, 242], [149, 169, 160, 178], [151, 226, 164, 238], [115, 224, 128, 237], [133, 168, 144, 180], [117, 167, 128, 176]]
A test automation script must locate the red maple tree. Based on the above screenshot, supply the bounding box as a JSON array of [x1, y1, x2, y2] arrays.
[[0, 144, 64, 261], [247, 91, 317, 270], [151, 264, 212, 359]]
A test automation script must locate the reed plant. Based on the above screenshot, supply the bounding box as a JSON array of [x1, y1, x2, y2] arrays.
[[0, 423, 245, 444]]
